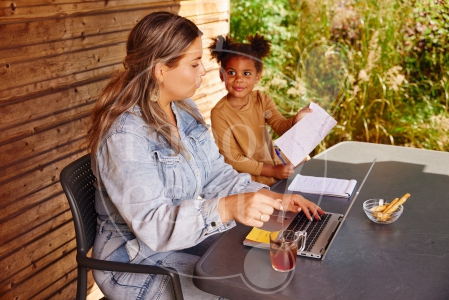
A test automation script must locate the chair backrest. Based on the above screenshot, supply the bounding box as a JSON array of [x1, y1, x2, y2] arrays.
[[60, 154, 97, 255]]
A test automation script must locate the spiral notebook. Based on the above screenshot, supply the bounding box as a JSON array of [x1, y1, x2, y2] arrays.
[[288, 174, 357, 198]]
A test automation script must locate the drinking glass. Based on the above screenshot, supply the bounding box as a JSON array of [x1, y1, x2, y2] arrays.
[[269, 230, 307, 272]]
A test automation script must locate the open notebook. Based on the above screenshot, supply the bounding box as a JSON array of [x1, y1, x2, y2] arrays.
[[243, 159, 376, 260]]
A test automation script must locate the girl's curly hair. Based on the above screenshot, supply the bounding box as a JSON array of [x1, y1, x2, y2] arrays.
[[208, 34, 271, 73]]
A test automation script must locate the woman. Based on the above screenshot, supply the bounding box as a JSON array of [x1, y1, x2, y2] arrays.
[[88, 11, 324, 300]]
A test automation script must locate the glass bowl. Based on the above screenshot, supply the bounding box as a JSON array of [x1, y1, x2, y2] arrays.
[[363, 199, 403, 224]]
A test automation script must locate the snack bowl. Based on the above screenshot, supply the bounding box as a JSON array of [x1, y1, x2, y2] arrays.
[[363, 199, 403, 224]]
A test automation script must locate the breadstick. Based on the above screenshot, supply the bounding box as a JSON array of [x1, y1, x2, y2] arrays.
[[370, 204, 388, 212], [382, 198, 399, 212], [373, 198, 397, 221], [384, 193, 410, 214]]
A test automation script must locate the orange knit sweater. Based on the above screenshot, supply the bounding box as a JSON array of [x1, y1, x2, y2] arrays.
[[211, 90, 293, 186]]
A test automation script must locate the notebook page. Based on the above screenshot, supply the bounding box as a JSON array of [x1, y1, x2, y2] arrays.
[[288, 174, 357, 198], [274, 102, 337, 166]]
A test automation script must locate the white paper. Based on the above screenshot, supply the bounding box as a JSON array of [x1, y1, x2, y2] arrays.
[[288, 174, 357, 198], [274, 102, 337, 166]]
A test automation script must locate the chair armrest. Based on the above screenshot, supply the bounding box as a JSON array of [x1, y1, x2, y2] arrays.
[[77, 254, 184, 300]]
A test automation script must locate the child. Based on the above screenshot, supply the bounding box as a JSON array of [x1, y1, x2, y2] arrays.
[[209, 34, 312, 186]]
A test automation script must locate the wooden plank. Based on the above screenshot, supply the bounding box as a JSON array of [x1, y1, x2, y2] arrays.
[[0, 112, 89, 169], [0, 29, 129, 65], [0, 194, 70, 248], [0, 21, 228, 92], [0, 238, 77, 292], [0, 100, 95, 148], [0, 221, 75, 283], [1, 249, 77, 300], [0, 2, 229, 300], [0, 11, 228, 64], [0, 208, 72, 260], [0, 144, 89, 210], [0, 1, 172, 22], [0, 141, 86, 204], [0, 63, 121, 102], [0, 43, 125, 92], [0, 0, 168, 7], [178, 0, 230, 18], [0, 168, 83, 230], [0, 3, 228, 48], [194, 82, 226, 111], [0, 90, 98, 144], [0, 32, 224, 102], [46, 271, 78, 300], [0, 1, 228, 22], [44, 269, 97, 300]]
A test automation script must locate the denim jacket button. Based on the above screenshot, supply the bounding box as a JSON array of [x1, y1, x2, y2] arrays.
[[211, 222, 217, 227]]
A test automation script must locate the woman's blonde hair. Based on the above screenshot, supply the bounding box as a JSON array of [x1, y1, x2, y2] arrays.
[[88, 11, 205, 154]]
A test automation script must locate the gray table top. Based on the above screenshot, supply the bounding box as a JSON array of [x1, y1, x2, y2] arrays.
[[193, 141, 449, 300]]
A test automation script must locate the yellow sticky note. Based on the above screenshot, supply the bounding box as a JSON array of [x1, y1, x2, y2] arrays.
[[246, 227, 271, 244]]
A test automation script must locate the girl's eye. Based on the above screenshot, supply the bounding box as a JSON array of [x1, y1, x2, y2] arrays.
[[244, 71, 251, 76], [227, 70, 235, 75], [192, 64, 199, 68]]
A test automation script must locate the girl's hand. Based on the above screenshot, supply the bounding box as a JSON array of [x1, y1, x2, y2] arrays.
[[272, 163, 294, 179], [293, 104, 313, 124], [261, 163, 294, 179]]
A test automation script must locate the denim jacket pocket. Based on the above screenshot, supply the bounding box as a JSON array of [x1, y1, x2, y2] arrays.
[[153, 150, 184, 201], [188, 128, 211, 179]]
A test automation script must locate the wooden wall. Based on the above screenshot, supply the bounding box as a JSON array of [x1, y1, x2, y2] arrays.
[[0, 1, 229, 299]]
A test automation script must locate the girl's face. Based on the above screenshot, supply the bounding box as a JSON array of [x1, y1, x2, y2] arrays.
[[221, 56, 261, 101], [159, 37, 206, 103]]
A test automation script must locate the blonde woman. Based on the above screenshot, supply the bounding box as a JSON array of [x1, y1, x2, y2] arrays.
[[88, 11, 324, 300]]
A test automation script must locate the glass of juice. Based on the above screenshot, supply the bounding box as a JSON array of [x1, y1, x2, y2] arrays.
[[269, 230, 307, 272]]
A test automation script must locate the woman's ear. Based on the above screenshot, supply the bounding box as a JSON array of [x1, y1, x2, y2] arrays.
[[154, 63, 165, 82]]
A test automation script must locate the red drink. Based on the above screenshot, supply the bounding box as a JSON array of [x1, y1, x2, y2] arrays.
[[270, 241, 298, 272]]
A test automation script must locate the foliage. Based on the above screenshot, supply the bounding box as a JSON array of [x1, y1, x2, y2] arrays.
[[230, 0, 449, 152]]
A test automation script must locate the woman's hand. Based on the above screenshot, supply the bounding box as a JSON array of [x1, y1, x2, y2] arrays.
[[218, 192, 283, 227], [261, 163, 294, 179], [292, 104, 313, 124], [258, 189, 325, 221], [217, 190, 325, 227]]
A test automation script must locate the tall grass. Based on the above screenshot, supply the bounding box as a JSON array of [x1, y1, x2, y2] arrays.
[[230, 0, 449, 152]]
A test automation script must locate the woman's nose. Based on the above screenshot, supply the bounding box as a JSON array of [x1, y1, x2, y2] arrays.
[[199, 62, 206, 76]]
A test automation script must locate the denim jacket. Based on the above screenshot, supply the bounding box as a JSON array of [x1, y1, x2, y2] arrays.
[[92, 99, 267, 253]]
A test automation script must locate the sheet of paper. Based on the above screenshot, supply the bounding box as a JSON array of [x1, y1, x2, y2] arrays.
[[288, 174, 357, 197], [274, 102, 337, 166]]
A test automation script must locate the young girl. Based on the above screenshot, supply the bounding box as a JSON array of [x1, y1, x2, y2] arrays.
[[209, 34, 312, 186]]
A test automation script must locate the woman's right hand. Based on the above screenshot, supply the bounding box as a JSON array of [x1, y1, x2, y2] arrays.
[[218, 192, 283, 227]]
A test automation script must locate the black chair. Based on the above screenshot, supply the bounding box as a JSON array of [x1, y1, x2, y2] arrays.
[[60, 154, 184, 300]]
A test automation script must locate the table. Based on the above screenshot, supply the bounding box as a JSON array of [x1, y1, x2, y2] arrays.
[[193, 142, 449, 300]]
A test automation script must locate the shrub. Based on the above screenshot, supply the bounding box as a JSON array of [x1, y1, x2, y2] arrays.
[[230, 0, 449, 152]]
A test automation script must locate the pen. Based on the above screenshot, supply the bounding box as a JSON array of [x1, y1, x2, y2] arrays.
[[275, 148, 287, 165]]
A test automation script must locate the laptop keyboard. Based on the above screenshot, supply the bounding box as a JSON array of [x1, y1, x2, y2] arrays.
[[286, 213, 331, 251]]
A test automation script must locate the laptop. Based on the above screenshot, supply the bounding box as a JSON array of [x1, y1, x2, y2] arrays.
[[243, 159, 377, 260]]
